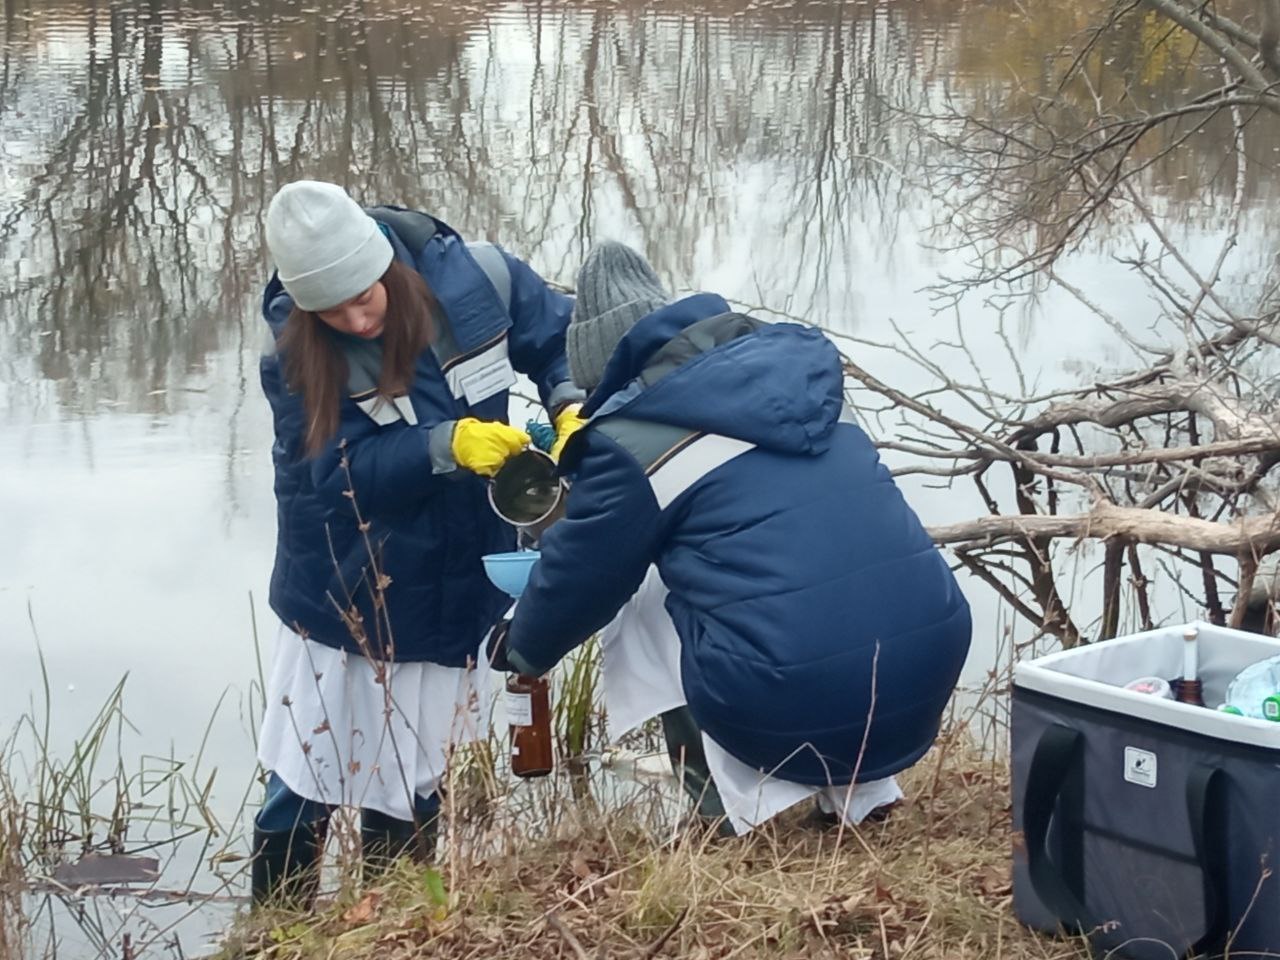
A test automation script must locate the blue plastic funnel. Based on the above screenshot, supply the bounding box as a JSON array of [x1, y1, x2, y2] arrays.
[[482, 550, 541, 598]]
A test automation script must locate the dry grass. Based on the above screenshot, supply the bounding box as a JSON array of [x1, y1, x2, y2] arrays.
[[0, 764, 26, 960], [217, 730, 1089, 960]]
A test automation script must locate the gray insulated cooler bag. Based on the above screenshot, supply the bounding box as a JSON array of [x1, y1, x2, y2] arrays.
[[1012, 622, 1280, 959]]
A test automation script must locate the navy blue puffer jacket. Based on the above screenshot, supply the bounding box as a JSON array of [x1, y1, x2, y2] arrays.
[[507, 295, 972, 785], [261, 208, 578, 665]]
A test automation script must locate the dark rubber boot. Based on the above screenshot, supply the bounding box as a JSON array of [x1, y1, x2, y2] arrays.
[[250, 821, 324, 909], [660, 707, 736, 839], [801, 800, 842, 831], [802, 797, 901, 831], [361, 804, 438, 877]]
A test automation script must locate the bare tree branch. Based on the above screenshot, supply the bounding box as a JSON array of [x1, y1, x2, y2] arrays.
[[1261, 0, 1280, 72], [1141, 0, 1277, 97], [929, 502, 1280, 555]]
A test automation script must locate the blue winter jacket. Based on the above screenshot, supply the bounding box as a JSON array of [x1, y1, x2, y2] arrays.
[[507, 295, 972, 785], [261, 207, 578, 665]]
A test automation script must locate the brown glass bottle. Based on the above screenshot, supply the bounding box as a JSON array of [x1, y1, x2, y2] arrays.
[[506, 674, 554, 778], [1172, 678, 1206, 707], [1172, 625, 1207, 707]]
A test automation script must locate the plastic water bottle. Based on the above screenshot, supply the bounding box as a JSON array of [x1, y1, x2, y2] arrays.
[[1263, 694, 1280, 722], [1225, 654, 1280, 719]]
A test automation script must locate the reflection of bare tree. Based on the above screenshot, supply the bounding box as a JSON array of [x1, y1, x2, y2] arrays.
[[3, 0, 228, 413], [3, 0, 1275, 424], [1, 0, 15, 99], [917, 1, 1280, 287]]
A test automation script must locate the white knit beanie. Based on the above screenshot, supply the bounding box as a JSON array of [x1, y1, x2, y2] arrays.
[[265, 180, 395, 312]]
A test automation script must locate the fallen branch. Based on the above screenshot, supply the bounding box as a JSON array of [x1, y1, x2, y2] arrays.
[[929, 501, 1280, 555], [1018, 378, 1266, 441], [879, 435, 1280, 471]]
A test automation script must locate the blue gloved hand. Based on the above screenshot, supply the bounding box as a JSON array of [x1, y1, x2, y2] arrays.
[[525, 420, 557, 454]]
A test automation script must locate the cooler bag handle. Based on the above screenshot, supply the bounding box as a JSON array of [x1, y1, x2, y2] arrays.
[[1024, 724, 1090, 930], [1024, 724, 1230, 955], [1185, 763, 1230, 953]]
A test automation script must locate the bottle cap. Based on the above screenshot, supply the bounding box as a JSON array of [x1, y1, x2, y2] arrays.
[[1218, 704, 1244, 716], [1263, 695, 1280, 722]]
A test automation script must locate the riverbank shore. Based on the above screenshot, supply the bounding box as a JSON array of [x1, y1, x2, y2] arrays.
[[217, 731, 1085, 960]]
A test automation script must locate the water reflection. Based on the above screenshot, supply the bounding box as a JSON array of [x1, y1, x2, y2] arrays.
[[5, 0, 1274, 420]]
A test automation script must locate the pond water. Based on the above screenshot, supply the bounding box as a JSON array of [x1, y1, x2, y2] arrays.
[[3, 0, 1277, 954]]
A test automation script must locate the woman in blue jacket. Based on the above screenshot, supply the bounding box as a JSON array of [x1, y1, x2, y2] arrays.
[[490, 242, 972, 835], [253, 181, 583, 904]]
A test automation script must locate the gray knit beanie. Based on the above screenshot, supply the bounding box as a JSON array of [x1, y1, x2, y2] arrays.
[[567, 241, 669, 391], [265, 180, 394, 312]]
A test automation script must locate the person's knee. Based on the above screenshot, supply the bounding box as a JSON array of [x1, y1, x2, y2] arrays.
[[255, 773, 328, 834], [412, 791, 441, 824]]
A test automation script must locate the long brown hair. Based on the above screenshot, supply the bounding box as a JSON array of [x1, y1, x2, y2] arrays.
[[282, 260, 434, 455]]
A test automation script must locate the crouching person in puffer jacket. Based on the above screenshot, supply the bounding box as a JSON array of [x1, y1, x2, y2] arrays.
[[488, 242, 973, 837]]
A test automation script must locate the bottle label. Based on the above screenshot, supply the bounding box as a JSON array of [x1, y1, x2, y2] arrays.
[[505, 690, 534, 727]]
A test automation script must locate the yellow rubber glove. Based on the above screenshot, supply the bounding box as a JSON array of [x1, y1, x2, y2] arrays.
[[452, 418, 530, 477], [550, 403, 587, 462]]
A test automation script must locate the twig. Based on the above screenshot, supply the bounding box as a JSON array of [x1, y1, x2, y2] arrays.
[[954, 551, 1047, 632], [842, 360, 1100, 492], [639, 906, 689, 959], [546, 912, 590, 960]]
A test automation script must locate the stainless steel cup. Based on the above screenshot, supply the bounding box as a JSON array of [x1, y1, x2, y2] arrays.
[[488, 448, 567, 542]]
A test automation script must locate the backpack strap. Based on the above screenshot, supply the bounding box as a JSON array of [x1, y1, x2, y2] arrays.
[[466, 241, 512, 314], [366, 205, 511, 314], [365, 205, 439, 251]]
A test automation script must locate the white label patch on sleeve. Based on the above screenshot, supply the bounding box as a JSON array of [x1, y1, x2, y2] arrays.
[[446, 336, 517, 405], [1123, 746, 1157, 788], [460, 357, 517, 405]]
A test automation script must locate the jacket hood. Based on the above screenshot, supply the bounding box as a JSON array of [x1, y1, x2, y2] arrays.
[[586, 294, 844, 456]]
